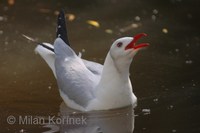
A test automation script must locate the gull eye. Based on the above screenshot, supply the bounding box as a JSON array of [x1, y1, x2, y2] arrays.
[[117, 42, 123, 48]]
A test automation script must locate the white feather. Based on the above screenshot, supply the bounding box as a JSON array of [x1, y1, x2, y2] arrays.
[[35, 43, 57, 78]]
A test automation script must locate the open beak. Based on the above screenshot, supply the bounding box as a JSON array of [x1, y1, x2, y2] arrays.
[[125, 33, 149, 50]]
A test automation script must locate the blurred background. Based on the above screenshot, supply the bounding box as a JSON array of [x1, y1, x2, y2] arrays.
[[0, 0, 200, 132]]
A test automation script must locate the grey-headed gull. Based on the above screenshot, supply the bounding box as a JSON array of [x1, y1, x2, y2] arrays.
[[34, 10, 149, 111]]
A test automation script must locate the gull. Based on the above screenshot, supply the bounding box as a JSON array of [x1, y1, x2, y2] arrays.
[[31, 10, 149, 111]]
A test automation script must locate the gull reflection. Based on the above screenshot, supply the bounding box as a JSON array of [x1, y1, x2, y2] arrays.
[[43, 102, 135, 133]]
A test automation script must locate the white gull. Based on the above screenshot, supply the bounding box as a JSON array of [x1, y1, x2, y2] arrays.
[[34, 10, 149, 111]]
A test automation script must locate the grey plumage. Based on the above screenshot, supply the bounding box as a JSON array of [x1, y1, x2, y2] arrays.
[[54, 38, 100, 107]]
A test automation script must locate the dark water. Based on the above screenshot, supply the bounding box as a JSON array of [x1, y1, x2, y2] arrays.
[[0, 0, 200, 133]]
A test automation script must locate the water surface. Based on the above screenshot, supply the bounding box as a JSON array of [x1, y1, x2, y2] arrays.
[[0, 0, 200, 133]]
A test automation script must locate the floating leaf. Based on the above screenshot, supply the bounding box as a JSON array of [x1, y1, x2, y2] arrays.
[[54, 10, 59, 16], [54, 11, 75, 21], [66, 14, 75, 21], [120, 23, 140, 33], [151, 15, 156, 21], [87, 20, 100, 28], [0, 16, 4, 21], [134, 16, 141, 21], [162, 28, 168, 34], [153, 9, 159, 14], [0, 30, 3, 35], [39, 8, 51, 13], [105, 29, 113, 34], [8, 0, 15, 5]]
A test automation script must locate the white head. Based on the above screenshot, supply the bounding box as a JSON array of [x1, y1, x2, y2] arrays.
[[109, 33, 149, 70]]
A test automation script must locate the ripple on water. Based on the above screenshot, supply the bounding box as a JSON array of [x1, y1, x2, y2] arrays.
[[42, 102, 135, 133]]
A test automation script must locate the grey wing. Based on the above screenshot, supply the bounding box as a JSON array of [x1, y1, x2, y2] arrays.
[[82, 59, 103, 75], [35, 42, 103, 76], [54, 38, 99, 107]]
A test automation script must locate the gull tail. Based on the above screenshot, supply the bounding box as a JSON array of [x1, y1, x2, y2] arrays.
[[56, 9, 70, 46], [33, 9, 71, 78]]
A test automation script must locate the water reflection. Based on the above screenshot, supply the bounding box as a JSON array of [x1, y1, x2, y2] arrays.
[[43, 102, 135, 133]]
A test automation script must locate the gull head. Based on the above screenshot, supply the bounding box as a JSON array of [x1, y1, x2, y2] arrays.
[[109, 33, 149, 65]]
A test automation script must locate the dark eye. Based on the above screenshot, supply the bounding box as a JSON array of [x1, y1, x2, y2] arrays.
[[117, 42, 123, 47]]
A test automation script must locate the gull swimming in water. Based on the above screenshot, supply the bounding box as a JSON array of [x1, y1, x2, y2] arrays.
[[32, 10, 149, 111]]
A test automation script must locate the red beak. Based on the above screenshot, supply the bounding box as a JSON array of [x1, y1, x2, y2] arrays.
[[125, 33, 149, 50]]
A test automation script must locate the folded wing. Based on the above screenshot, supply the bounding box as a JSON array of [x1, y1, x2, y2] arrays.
[[54, 38, 100, 108]]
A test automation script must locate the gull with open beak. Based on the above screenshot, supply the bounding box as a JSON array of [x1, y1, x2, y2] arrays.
[[32, 10, 149, 111]]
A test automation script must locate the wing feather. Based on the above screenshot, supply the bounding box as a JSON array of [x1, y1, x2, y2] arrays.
[[54, 38, 99, 107]]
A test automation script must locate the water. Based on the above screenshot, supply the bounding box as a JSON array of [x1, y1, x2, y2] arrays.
[[0, 0, 200, 132]]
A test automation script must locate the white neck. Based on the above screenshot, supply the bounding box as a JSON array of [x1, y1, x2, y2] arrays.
[[88, 53, 136, 110], [101, 52, 130, 83]]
